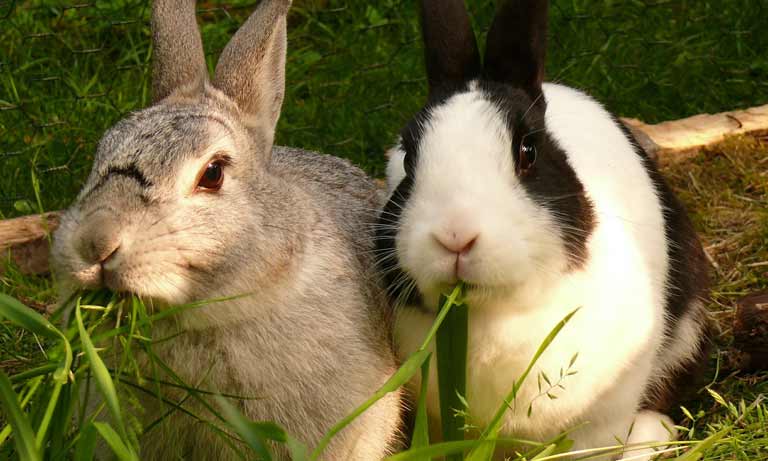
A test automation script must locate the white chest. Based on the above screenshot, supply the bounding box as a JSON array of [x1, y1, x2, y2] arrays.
[[395, 258, 664, 443]]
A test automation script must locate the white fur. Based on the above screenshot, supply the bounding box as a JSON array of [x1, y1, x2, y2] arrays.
[[388, 82, 698, 456], [385, 146, 406, 194], [619, 411, 677, 461]]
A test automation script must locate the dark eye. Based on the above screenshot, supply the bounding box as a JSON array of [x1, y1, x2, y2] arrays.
[[197, 161, 224, 191], [517, 139, 537, 174]]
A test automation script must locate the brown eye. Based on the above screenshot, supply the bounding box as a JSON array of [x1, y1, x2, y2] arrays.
[[197, 161, 224, 191], [518, 140, 537, 174]]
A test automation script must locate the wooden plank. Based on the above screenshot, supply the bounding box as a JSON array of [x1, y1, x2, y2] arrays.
[[0, 212, 60, 275], [0, 212, 60, 252], [622, 103, 768, 163]]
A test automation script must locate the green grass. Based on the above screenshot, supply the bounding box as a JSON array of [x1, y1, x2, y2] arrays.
[[1, 0, 768, 459], [1, 0, 767, 218], [2, 283, 761, 460]]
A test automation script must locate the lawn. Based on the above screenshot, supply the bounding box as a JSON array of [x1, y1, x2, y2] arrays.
[[1, 0, 767, 218], [1, 0, 767, 459]]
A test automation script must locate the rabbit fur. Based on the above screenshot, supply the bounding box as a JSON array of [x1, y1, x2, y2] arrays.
[[51, 0, 401, 459], [377, 1, 710, 460]]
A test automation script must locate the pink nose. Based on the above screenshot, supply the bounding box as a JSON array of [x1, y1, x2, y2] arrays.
[[433, 232, 478, 254]]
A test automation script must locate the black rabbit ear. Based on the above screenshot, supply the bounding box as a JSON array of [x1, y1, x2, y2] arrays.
[[420, 0, 482, 98], [484, 0, 549, 97]]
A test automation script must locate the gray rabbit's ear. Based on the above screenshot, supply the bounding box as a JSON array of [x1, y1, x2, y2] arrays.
[[213, 0, 290, 133], [151, 0, 209, 103]]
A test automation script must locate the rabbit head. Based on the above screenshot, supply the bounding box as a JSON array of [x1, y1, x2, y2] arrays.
[[52, 0, 296, 312], [378, 0, 595, 308]]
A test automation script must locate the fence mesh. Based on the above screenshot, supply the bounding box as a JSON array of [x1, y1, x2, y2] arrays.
[[1, 0, 767, 218]]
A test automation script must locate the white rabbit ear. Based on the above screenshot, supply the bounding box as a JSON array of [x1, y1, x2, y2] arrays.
[[419, 0, 481, 98], [484, 0, 548, 97], [213, 0, 290, 134], [151, 0, 209, 102]]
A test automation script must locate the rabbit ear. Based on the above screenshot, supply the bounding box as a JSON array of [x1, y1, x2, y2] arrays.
[[212, 0, 290, 134], [419, 0, 481, 98], [151, 0, 209, 103], [484, 0, 548, 96]]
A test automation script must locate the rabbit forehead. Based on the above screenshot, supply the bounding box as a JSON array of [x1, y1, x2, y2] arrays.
[[89, 105, 240, 186]]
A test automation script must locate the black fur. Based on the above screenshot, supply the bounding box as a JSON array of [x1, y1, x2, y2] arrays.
[[419, 0, 481, 98], [642, 332, 711, 414], [481, 80, 595, 269], [82, 162, 153, 202], [104, 164, 152, 188], [377, 174, 423, 307], [484, 0, 548, 97]]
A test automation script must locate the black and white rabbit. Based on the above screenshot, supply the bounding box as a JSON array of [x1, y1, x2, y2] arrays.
[[377, 1, 710, 459]]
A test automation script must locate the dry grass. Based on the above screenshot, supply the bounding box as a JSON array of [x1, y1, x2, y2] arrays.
[[661, 135, 768, 460], [663, 134, 768, 339]]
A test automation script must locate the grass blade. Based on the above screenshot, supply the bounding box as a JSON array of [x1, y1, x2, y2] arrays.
[[0, 292, 60, 340], [531, 443, 557, 460], [93, 422, 136, 461], [217, 396, 273, 461], [0, 371, 41, 461], [418, 284, 465, 351], [75, 299, 137, 460], [34, 380, 62, 449], [217, 396, 309, 461], [311, 348, 431, 459], [75, 423, 98, 461], [249, 421, 308, 461], [411, 355, 432, 453], [385, 437, 542, 461], [467, 308, 580, 461], [312, 284, 466, 460], [0, 376, 44, 446], [671, 427, 730, 461], [0, 293, 72, 384], [435, 296, 468, 460]]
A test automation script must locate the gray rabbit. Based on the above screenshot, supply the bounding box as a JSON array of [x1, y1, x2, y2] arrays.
[[51, 0, 401, 459]]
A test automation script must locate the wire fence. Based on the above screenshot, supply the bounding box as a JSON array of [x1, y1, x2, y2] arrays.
[[1, 0, 766, 218]]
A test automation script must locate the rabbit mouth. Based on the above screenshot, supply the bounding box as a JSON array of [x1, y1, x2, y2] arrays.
[[63, 259, 191, 307]]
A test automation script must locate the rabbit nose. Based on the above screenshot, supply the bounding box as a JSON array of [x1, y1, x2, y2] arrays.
[[77, 215, 122, 265], [433, 231, 478, 255]]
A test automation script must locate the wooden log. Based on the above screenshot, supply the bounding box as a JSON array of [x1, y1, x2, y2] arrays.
[[0, 212, 60, 275], [621, 103, 768, 164]]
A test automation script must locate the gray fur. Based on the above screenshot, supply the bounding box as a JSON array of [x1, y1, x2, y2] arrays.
[[152, 0, 208, 102], [213, 0, 289, 138], [52, 1, 400, 459]]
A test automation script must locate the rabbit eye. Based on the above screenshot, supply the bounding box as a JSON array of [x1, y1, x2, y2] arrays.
[[197, 160, 224, 191], [517, 140, 537, 174]]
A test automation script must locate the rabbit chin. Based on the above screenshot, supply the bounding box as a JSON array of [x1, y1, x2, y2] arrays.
[[407, 251, 552, 310], [61, 260, 197, 308], [102, 266, 196, 306]]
